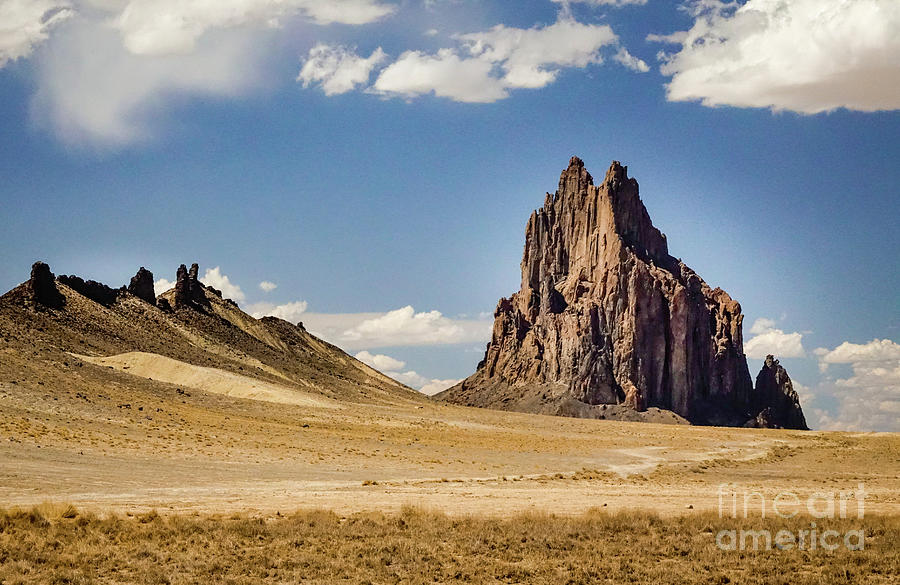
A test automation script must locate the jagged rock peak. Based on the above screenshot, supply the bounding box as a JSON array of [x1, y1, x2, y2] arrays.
[[174, 262, 208, 310], [57, 274, 120, 307], [28, 262, 65, 309], [440, 157, 807, 429], [751, 355, 809, 430], [127, 267, 156, 305]]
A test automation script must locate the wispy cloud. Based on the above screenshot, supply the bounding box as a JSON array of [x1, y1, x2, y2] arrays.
[[16, 0, 396, 145], [299, 44, 387, 95], [369, 15, 621, 102]]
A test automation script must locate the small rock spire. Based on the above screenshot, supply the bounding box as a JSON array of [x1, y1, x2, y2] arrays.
[[173, 262, 207, 309], [28, 261, 65, 309], [127, 267, 156, 305]]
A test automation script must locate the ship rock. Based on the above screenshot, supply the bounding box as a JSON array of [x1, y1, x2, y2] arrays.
[[438, 157, 807, 429]]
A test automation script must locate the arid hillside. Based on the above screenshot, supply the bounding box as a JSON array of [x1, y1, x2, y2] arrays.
[[0, 260, 897, 519]]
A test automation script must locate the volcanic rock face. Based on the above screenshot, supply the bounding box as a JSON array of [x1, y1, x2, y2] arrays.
[[27, 262, 65, 309], [173, 263, 208, 310], [128, 267, 156, 305], [750, 355, 808, 429], [57, 275, 121, 306], [439, 158, 805, 428]]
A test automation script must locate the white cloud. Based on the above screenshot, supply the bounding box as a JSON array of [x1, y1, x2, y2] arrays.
[[384, 369, 428, 388], [32, 18, 268, 145], [298, 44, 386, 96], [743, 317, 805, 359], [340, 305, 491, 348], [298, 308, 491, 350], [419, 378, 459, 395], [372, 48, 507, 102], [749, 317, 776, 335], [552, 0, 648, 6], [656, 0, 900, 114], [258, 280, 277, 292], [250, 300, 309, 323], [377, 367, 460, 395], [0, 0, 73, 66], [14, 0, 395, 145], [153, 277, 175, 296], [808, 339, 900, 432], [457, 17, 617, 89], [353, 350, 459, 395], [371, 15, 621, 102], [111, 0, 396, 55], [612, 47, 648, 72], [817, 339, 900, 365], [354, 350, 406, 371], [200, 266, 246, 302]]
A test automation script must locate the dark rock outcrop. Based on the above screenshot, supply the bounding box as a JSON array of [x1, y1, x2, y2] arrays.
[[127, 267, 156, 305], [57, 275, 120, 307], [27, 262, 65, 309], [750, 355, 808, 429], [438, 158, 806, 429], [173, 263, 208, 310]]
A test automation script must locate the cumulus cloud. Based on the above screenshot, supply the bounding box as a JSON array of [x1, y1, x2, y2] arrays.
[[258, 281, 277, 292], [0, 0, 73, 66], [153, 277, 175, 296], [339, 305, 491, 348], [458, 17, 617, 88], [372, 49, 507, 102], [250, 300, 309, 323], [816, 339, 900, 365], [743, 317, 805, 359], [200, 266, 246, 302], [352, 349, 456, 394], [379, 368, 460, 395], [298, 44, 386, 95], [354, 350, 406, 371], [809, 339, 900, 432], [419, 378, 459, 395], [655, 0, 900, 114], [371, 15, 621, 102]]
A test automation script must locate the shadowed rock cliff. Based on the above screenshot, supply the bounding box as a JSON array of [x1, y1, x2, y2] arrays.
[[438, 157, 806, 429]]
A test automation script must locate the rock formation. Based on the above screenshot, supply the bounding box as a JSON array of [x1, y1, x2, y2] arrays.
[[57, 274, 121, 306], [749, 355, 808, 429], [127, 267, 156, 305], [27, 262, 65, 309], [438, 157, 806, 429], [173, 263, 208, 310]]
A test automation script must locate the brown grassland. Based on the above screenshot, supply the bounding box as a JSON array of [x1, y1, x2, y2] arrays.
[[1, 504, 897, 585]]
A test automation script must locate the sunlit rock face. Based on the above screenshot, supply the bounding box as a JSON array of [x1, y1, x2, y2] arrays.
[[439, 157, 806, 429]]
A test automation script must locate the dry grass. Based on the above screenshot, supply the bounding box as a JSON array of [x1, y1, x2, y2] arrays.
[[0, 506, 896, 585]]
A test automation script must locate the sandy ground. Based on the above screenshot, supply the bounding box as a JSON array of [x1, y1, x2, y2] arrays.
[[1, 352, 897, 518], [79, 352, 338, 408]]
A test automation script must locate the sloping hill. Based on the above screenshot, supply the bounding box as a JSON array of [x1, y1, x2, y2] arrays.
[[0, 261, 421, 410]]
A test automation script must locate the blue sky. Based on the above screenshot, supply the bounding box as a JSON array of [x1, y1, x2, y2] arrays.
[[1, 0, 898, 429]]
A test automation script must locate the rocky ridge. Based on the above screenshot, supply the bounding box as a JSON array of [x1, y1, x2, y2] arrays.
[[2, 260, 420, 409], [438, 157, 807, 429]]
